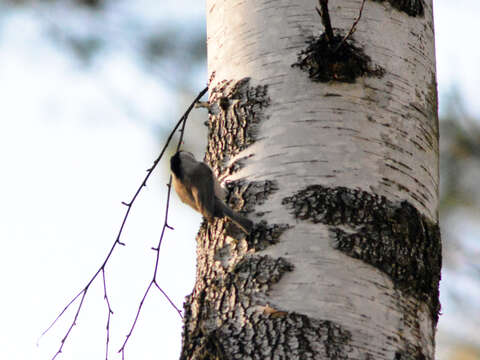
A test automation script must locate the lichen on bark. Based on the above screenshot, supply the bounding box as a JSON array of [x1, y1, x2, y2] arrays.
[[282, 185, 441, 324]]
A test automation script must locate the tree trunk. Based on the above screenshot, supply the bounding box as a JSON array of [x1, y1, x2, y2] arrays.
[[180, 0, 441, 359]]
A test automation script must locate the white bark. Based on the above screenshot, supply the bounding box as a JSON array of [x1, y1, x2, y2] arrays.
[[205, 0, 438, 358]]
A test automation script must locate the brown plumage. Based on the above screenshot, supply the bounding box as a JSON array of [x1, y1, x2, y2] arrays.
[[170, 151, 253, 234]]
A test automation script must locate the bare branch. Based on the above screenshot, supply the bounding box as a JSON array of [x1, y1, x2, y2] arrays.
[[40, 288, 87, 340], [154, 281, 183, 318], [317, 0, 334, 42], [117, 83, 201, 355], [102, 269, 113, 360], [118, 282, 154, 357], [41, 86, 208, 359], [52, 290, 88, 360]]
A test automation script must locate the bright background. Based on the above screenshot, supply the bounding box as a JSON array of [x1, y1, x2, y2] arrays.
[[0, 1, 479, 359]]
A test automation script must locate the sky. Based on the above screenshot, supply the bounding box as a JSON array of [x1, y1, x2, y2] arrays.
[[0, 0, 479, 359]]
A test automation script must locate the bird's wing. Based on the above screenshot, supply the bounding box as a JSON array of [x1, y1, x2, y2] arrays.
[[190, 162, 216, 221]]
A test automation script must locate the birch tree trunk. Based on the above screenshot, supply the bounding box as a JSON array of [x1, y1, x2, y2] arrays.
[[180, 0, 441, 359]]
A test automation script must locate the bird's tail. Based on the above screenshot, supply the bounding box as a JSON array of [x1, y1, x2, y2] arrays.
[[215, 199, 253, 234]]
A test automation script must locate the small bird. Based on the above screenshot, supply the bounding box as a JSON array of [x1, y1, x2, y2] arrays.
[[170, 151, 253, 234]]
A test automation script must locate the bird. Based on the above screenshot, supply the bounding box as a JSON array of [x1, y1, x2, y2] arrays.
[[170, 151, 253, 234]]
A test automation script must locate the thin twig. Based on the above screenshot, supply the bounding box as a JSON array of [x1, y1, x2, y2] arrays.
[[117, 182, 175, 357], [118, 85, 203, 357], [51, 290, 88, 360], [154, 281, 183, 317], [117, 181, 178, 358], [40, 288, 88, 339], [102, 269, 113, 360], [333, 0, 366, 53], [41, 86, 208, 359], [317, 0, 334, 42], [119, 281, 154, 357]]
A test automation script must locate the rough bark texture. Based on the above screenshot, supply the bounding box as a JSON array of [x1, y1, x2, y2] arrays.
[[180, 0, 441, 359], [180, 79, 357, 360]]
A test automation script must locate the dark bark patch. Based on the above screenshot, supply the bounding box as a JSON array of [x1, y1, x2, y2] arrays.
[[282, 185, 441, 324], [204, 78, 271, 238], [205, 78, 270, 174], [426, 73, 439, 134], [186, 314, 352, 360], [292, 33, 385, 83], [194, 332, 226, 360], [248, 221, 291, 251], [371, 0, 424, 17], [233, 255, 294, 288], [180, 255, 295, 360], [394, 342, 427, 360], [181, 188, 349, 359], [226, 179, 279, 214], [190, 311, 352, 360], [216, 313, 352, 360], [218, 180, 284, 245]]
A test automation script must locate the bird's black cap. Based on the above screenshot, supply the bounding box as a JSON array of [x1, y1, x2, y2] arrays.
[[170, 152, 183, 179]]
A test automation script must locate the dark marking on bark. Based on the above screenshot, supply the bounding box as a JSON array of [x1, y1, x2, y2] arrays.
[[181, 255, 296, 360], [249, 221, 291, 251], [183, 77, 353, 358], [292, 33, 385, 83], [386, 157, 413, 171], [184, 310, 352, 360], [205, 78, 270, 174], [202, 78, 273, 238], [426, 73, 439, 137], [194, 332, 226, 360], [181, 178, 297, 357], [371, 0, 424, 17], [390, 297, 432, 359], [233, 255, 294, 286], [281, 185, 441, 324], [293, 0, 383, 83], [221, 179, 288, 249], [409, 138, 426, 152], [182, 185, 349, 358], [394, 341, 427, 360], [226, 180, 279, 213]]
